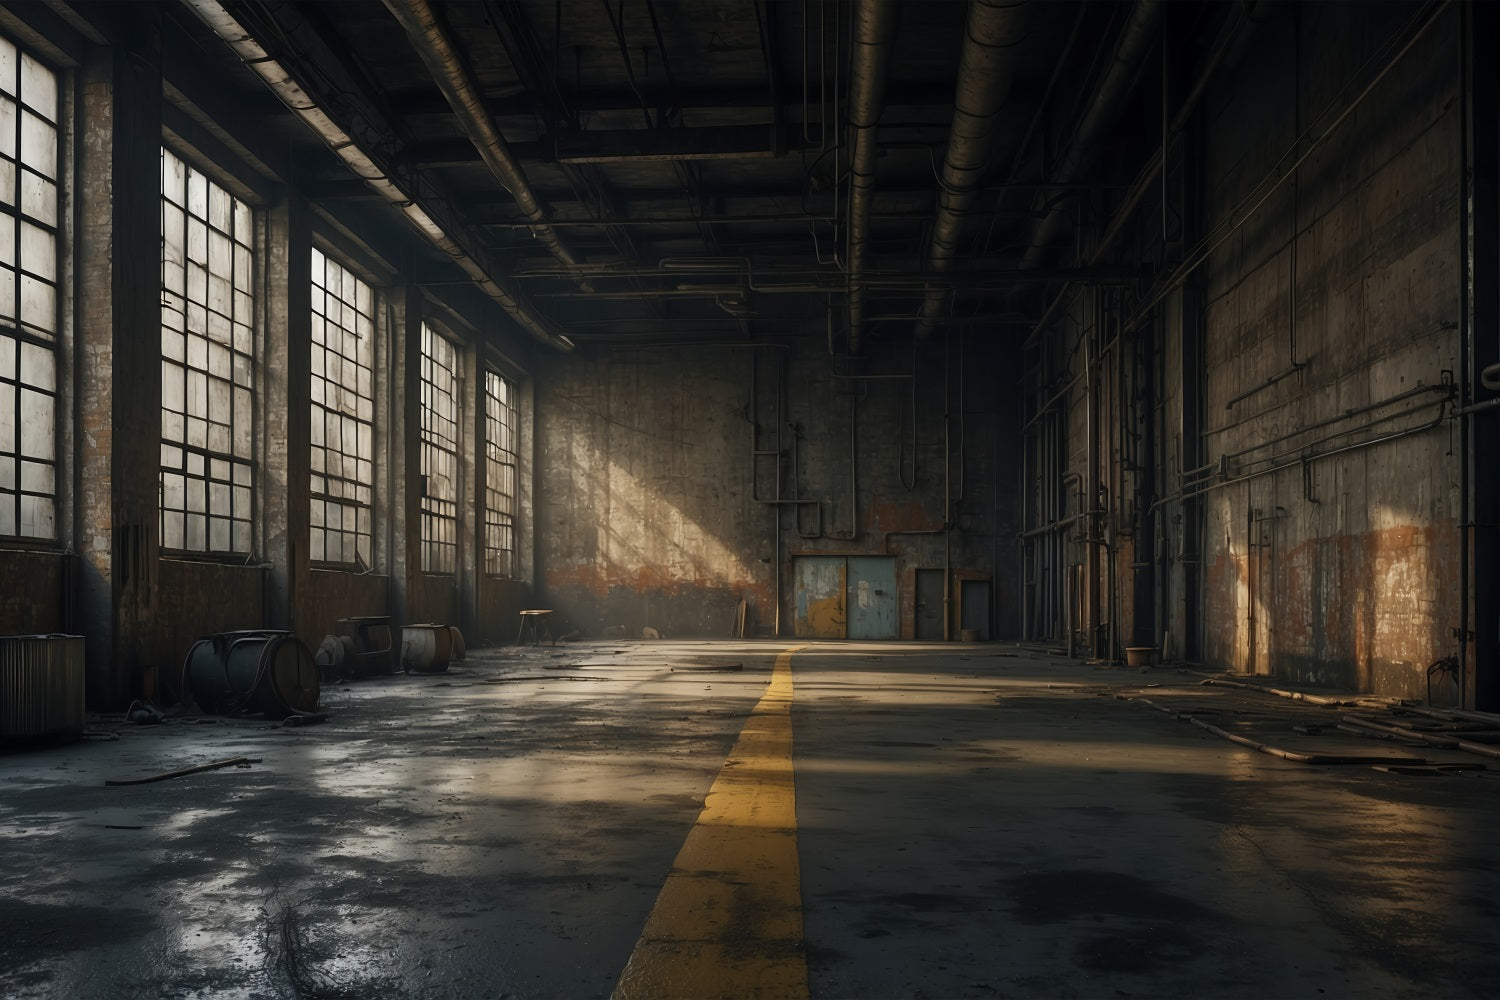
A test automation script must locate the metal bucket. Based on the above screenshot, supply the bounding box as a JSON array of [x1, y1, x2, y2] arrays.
[[186, 630, 320, 718], [401, 624, 453, 674]]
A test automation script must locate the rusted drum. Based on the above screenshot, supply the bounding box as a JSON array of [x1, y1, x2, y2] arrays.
[[336, 616, 397, 675], [401, 624, 454, 674], [186, 630, 320, 718]]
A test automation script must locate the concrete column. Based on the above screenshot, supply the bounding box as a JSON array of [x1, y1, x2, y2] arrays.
[[518, 366, 535, 589], [391, 283, 421, 627], [263, 194, 310, 631], [459, 336, 480, 641], [75, 24, 163, 709]]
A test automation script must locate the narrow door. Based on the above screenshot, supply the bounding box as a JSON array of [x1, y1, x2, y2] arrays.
[[960, 579, 993, 641], [915, 569, 944, 640], [794, 556, 846, 638], [846, 557, 898, 640]]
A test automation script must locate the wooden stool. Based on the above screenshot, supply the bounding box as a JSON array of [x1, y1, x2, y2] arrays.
[[516, 609, 555, 646]]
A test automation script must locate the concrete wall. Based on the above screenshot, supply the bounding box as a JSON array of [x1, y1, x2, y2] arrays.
[[1197, 2, 1460, 696], [1020, 2, 1463, 698], [535, 335, 1012, 640]]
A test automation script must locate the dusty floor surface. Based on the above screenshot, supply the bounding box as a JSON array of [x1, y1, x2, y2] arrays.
[[3, 640, 1499, 999]]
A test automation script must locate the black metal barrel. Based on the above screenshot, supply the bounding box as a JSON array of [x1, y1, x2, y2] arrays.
[[185, 630, 320, 718]]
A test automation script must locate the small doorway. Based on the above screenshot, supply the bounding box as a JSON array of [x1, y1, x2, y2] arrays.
[[915, 569, 944, 640], [960, 579, 992, 641]]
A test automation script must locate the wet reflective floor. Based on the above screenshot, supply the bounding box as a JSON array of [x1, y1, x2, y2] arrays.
[[3, 641, 1498, 998]]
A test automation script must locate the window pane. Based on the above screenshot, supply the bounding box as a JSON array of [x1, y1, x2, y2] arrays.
[[160, 148, 255, 555], [308, 249, 376, 567], [20, 53, 55, 123], [483, 369, 520, 578]]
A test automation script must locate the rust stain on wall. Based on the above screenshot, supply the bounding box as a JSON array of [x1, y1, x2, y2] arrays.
[[1204, 521, 1459, 696], [869, 500, 942, 534]]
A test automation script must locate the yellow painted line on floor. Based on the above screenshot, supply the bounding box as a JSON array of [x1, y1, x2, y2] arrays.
[[613, 646, 809, 1000]]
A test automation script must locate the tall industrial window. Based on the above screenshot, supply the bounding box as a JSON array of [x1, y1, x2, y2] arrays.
[[419, 323, 458, 574], [160, 148, 255, 555], [310, 248, 374, 568], [483, 370, 517, 578], [0, 38, 60, 540]]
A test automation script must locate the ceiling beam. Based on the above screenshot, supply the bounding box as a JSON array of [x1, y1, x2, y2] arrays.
[[402, 122, 807, 167], [387, 80, 957, 118]]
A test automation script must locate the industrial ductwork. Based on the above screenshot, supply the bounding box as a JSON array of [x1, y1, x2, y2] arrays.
[[912, 0, 1030, 341], [182, 0, 575, 352], [382, 0, 589, 284], [844, 0, 899, 355], [1020, 0, 1164, 270]]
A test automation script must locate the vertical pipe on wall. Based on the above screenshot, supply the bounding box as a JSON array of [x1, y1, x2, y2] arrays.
[[943, 329, 953, 639], [1086, 292, 1102, 658], [1021, 382, 1031, 639], [1461, 0, 1499, 708], [1458, 0, 1470, 700]]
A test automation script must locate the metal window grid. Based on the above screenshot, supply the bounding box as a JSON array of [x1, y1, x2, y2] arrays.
[[483, 369, 517, 578], [419, 323, 458, 575], [159, 147, 255, 556], [0, 36, 59, 540], [310, 247, 374, 568]]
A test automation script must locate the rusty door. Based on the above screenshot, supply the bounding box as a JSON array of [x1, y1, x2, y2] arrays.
[[794, 556, 846, 638], [847, 557, 898, 639]]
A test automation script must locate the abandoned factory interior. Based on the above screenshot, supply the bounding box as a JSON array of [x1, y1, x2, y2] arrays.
[[3, 0, 1500, 997]]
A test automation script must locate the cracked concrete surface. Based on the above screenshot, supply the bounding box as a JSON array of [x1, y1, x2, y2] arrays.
[[3, 641, 1499, 998]]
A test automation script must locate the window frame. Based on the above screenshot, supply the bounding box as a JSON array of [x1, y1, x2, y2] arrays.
[[158, 145, 257, 559], [418, 321, 459, 576], [308, 245, 376, 570], [482, 368, 518, 579], [0, 34, 63, 544]]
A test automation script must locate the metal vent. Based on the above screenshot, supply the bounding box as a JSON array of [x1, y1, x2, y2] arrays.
[[0, 634, 85, 740]]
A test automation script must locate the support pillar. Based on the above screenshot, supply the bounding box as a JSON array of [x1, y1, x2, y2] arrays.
[[76, 23, 163, 709]]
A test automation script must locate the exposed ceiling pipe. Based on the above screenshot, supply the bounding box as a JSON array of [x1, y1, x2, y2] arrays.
[[381, 0, 591, 287], [844, 0, 899, 355], [181, 0, 575, 352], [1022, 1, 1248, 352], [1020, 0, 1165, 270], [911, 0, 1030, 341]]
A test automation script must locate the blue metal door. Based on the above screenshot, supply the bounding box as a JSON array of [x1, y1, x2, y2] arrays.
[[846, 557, 898, 640]]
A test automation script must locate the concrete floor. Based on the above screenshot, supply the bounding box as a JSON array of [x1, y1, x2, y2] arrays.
[[2, 641, 1498, 999]]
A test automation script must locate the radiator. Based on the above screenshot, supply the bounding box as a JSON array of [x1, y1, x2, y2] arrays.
[[0, 634, 85, 740]]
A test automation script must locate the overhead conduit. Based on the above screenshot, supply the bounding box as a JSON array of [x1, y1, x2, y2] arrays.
[[381, 0, 590, 286], [1020, 0, 1164, 271], [845, 0, 898, 355], [912, 0, 1029, 341], [182, 0, 575, 352]]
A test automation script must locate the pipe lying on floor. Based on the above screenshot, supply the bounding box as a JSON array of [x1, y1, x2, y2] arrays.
[[105, 755, 261, 786], [1123, 695, 1427, 766], [1340, 715, 1500, 760], [1198, 676, 1353, 706]]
